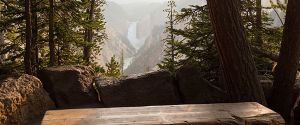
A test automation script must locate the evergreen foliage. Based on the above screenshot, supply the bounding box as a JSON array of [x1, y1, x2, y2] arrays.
[[160, 0, 284, 82], [0, 0, 106, 74], [105, 55, 121, 77], [173, 5, 219, 82], [241, 0, 283, 78], [158, 0, 179, 74]]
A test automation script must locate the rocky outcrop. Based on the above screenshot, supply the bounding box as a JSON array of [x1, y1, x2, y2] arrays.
[[95, 71, 181, 107], [176, 66, 227, 104], [38, 65, 100, 108], [0, 75, 55, 125]]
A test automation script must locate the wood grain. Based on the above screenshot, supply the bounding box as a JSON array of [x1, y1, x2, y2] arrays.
[[42, 102, 284, 125]]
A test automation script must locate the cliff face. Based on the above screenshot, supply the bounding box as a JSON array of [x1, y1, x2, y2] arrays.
[[125, 26, 165, 75], [97, 24, 136, 66], [102, 0, 284, 75], [125, 0, 203, 75], [97, 2, 136, 65]]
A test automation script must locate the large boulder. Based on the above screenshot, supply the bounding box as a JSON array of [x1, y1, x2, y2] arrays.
[[38, 65, 100, 108], [176, 66, 227, 104], [0, 75, 55, 125], [95, 71, 181, 107]]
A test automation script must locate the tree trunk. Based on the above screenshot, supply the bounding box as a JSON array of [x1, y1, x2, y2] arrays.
[[207, 0, 266, 105], [0, 32, 4, 63], [31, 0, 38, 73], [25, 0, 32, 74], [269, 0, 300, 120], [255, 0, 263, 46], [83, 0, 95, 64], [49, 0, 55, 66], [0, 4, 3, 63]]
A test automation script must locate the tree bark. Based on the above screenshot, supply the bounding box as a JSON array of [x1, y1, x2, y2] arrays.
[[49, 0, 55, 66], [31, 0, 38, 73], [0, 32, 4, 63], [207, 0, 266, 105], [255, 0, 263, 46], [0, 4, 3, 63], [25, 0, 32, 74], [269, 0, 300, 120], [83, 0, 95, 64]]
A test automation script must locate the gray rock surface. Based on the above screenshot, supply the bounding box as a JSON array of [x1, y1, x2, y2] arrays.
[[38, 65, 100, 108], [176, 66, 227, 104], [96, 71, 181, 107]]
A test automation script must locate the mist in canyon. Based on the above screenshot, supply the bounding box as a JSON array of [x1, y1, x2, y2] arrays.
[[98, 0, 285, 75]]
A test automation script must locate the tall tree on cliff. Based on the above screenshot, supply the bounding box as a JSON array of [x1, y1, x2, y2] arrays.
[[207, 0, 266, 104], [159, 0, 179, 74], [25, 0, 32, 74], [49, 0, 55, 66], [269, 0, 300, 120], [82, 0, 106, 65], [83, 0, 96, 64]]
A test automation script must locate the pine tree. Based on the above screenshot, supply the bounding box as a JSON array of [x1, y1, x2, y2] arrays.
[[105, 55, 121, 77], [207, 0, 266, 105], [83, 0, 95, 64], [172, 5, 219, 82], [0, 0, 106, 74], [159, 0, 179, 74], [169, 0, 283, 82], [241, 0, 283, 79], [25, 0, 33, 74], [0, 3, 4, 64], [269, 0, 300, 120], [48, 0, 55, 66]]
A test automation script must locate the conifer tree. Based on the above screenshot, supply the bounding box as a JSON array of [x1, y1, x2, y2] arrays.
[[165, 0, 283, 81], [270, 0, 300, 119], [0, 0, 106, 74], [159, 0, 179, 74], [207, 0, 266, 105], [172, 5, 219, 82], [49, 0, 55, 66], [105, 55, 121, 77], [25, 0, 33, 74]]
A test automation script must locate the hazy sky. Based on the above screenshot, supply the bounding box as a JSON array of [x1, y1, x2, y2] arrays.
[[107, 0, 168, 4]]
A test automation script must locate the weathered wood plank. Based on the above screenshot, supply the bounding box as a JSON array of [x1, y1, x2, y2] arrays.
[[41, 102, 284, 125]]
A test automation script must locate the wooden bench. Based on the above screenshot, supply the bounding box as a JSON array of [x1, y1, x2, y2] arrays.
[[41, 102, 284, 125]]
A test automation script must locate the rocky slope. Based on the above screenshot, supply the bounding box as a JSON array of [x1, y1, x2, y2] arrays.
[[124, 0, 203, 74], [97, 2, 136, 65]]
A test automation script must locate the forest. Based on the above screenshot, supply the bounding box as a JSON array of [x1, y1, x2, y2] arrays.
[[0, 0, 300, 125]]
